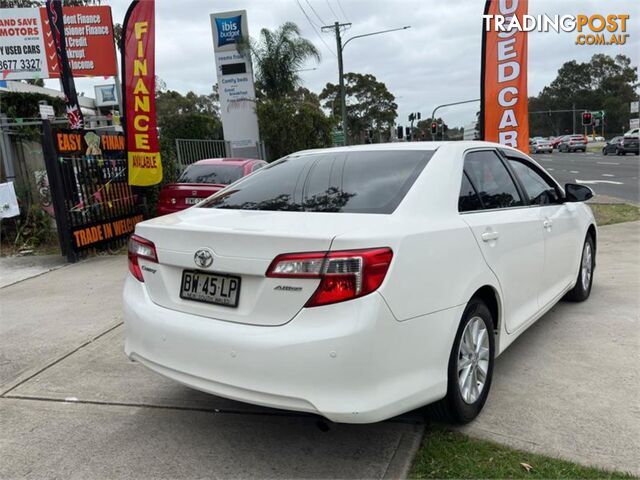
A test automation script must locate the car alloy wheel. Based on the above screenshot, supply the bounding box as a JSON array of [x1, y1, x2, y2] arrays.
[[457, 316, 490, 404], [581, 241, 593, 292]]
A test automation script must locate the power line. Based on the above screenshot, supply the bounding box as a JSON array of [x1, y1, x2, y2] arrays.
[[336, 0, 349, 22], [305, 0, 327, 26], [325, 0, 340, 22], [295, 0, 337, 57]]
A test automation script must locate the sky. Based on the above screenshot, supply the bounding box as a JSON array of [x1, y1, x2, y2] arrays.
[[47, 0, 640, 129]]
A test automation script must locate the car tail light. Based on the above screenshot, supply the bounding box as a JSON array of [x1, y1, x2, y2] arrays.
[[266, 248, 393, 307], [128, 234, 158, 282]]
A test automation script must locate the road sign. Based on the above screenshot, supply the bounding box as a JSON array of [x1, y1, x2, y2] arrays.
[[630, 118, 639, 130], [332, 129, 345, 146], [631, 101, 639, 114]]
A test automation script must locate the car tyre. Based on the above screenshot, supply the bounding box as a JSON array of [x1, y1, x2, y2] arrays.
[[616, 148, 622, 156], [426, 299, 495, 424], [564, 234, 595, 302], [602, 148, 607, 156]]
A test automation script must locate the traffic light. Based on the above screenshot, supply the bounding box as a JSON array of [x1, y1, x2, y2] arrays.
[[431, 122, 437, 135], [582, 112, 593, 126], [397, 126, 404, 139]]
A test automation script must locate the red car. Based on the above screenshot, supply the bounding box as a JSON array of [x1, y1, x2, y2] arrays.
[[156, 158, 267, 216]]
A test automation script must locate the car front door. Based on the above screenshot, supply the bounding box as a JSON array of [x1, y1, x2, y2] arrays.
[[460, 149, 544, 334], [505, 154, 581, 308]]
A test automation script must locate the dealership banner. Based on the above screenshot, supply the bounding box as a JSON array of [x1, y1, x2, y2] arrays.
[[0, 6, 117, 80], [480, 0, 529, 153], [122, 0, 162, 186], [45, 0, 84, 129]]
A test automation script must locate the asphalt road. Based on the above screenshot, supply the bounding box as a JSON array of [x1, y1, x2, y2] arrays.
[[532, 150, 639, 203]]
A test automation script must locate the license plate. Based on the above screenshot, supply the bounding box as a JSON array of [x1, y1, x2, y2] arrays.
[[180, 271, 241, 307], [185, 197, 200, 205]]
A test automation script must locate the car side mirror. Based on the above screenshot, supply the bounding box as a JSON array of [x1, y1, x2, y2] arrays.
[[564, 183, 593, 202]]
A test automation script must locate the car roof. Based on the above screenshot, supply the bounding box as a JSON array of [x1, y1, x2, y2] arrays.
[[192, 158, 258, 166], [293, 140, 516, 156]]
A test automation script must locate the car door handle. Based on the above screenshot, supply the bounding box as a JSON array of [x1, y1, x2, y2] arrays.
[[481, 231, 499, 242]]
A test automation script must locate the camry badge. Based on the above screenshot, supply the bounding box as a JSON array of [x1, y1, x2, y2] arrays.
[[194, 249, 214, 269]]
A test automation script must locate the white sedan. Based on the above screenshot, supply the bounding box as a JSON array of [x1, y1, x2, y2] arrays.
[[124, 142, 597, 424]]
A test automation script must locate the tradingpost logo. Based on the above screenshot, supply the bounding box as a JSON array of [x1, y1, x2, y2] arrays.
[[216, 15, 242, 47], [483, 12, 631, 46]]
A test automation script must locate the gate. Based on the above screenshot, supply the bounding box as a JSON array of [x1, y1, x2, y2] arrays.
[[175, 139, 231, 167], [175, 138, 268, 168], [42, 123, 143, 262]]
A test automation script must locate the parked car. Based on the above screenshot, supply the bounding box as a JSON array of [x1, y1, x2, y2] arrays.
[[530, 138, 553, 154], [624, 128, 639, 137], [619, 136, 639, 155], [156, 158, 267, 216], [602, 136, 624, 155], [592, 136, 605, 142], [125, 142, 597, 424], [550, 135, 569, 149], [558, 135, 587, 152]]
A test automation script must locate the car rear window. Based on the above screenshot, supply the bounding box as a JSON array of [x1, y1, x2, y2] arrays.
[[177, 164, 244, 185], [199, 150, 433, 214]]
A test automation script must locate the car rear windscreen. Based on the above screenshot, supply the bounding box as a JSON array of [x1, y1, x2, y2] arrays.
[[199, 150, 433, 214], [177, 164, 244, 185]]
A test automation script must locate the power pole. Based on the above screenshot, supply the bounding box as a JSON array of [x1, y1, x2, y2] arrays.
[[572, 103, 576, 134], [322, 23, 411, 146], [322, 22, 351, 144]]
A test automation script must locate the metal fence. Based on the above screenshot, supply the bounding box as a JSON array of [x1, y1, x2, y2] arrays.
[[175, 139, 232, 167], [175, 138, 268, 167]]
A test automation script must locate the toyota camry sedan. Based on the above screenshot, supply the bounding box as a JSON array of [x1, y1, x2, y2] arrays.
[[124, 142, 597, 424]]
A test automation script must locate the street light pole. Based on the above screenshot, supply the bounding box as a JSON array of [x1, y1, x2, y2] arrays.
[[323, 23, 411, 145]]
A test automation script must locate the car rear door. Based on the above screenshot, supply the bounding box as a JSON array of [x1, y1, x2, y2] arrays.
[[503, 152, 581, 307], [460, 149, 544, 334]]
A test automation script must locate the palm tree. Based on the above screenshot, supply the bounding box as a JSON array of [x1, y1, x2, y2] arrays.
[[249, 22, 320, 100]]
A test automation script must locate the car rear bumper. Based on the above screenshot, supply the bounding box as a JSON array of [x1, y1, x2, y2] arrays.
[[123, 275, 461, 423], [156, 205, 186, 216]]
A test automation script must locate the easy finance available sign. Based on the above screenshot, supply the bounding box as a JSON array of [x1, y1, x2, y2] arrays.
[[0, 6, 117, 80]]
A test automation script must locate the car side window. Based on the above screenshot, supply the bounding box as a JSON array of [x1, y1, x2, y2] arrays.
[[458, 172, 483, 212], [508, 160, 561, 205], [463, 150, 523, 209]]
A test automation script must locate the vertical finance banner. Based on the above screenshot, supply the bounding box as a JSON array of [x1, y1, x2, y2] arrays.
[[210, 10, 261, 159], [45, 0, 84, 129], [122, 0, 162, 186], [480, 0, 529, 153]]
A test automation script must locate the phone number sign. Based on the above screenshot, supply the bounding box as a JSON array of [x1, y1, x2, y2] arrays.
[[0, 6, 117, 81]]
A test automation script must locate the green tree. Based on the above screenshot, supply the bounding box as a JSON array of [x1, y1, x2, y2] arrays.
[[319, 73, 398, 144], [529, 54, 637, 137], [155, 84, 223, 181], [248, 22, 320, 99], [257, 87, 332, 161]]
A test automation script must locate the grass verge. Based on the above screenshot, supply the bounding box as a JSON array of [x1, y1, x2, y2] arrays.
[[590, 203, 640, 226], [410, 426, 635, 479]]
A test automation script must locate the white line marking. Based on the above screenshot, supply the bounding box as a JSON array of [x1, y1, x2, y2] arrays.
[[570, 170, 579, 173], [602, 174, 615, 177], [547, 168, 554, 171], [575, 179, 624, 185], [597, 162, 620, 165]]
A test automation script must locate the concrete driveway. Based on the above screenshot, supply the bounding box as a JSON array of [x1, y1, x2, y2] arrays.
[[0, 256, 422, 479], [1, 222, 638, 478]]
